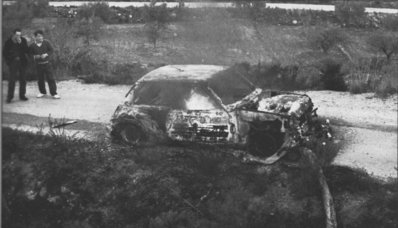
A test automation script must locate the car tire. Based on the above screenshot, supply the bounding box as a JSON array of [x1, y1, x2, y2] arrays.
[[117, 123, 146, 145], [284, 148, 302, 162], [248, 131, 284, 158]]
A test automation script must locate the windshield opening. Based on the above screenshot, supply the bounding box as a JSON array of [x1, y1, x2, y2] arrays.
[[132, 81, 220, 110]]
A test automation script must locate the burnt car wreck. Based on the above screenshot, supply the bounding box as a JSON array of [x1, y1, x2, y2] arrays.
[[110, 65, 330, 163]]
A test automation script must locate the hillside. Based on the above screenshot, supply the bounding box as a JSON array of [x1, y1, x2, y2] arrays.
[[97, 22, 377, 66]]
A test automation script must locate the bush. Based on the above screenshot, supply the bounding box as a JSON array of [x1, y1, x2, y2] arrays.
[[367, 33, 398, 61], [229, 61, 348, 91], [310, 28, 348, 53], [335, 2, 368, 28], [106, 63, 148, 85], [71, 46, 109, 80], [374, 63, 398, 98], [31, 0, 50, 18], [230, 62, 303, 90], [296, 66, 322, 90], [74, 16, 104, 46], [347, 58, 398, 96], [143, 4, 171, 48], [317, 58, 347, 91], [381, 15, 398, 31], [347, 71, 370, 94], [71, 47, 148, 85], [47, 19, 77, 79], [77, 2, 115, 23]]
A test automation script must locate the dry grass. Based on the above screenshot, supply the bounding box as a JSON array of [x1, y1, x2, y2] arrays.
[[3, 127, 397, 228], [347, 60, 398, 97], [97, 22, 321, 66], [96, 19, 397, 66]]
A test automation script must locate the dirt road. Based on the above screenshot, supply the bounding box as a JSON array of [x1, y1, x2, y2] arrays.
[[2, 80, 397, 180]]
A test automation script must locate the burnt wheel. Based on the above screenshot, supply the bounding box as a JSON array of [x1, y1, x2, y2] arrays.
[[284, 148, 302, 162], [248, 131, 285, 158], [114, 123, 146, 145]]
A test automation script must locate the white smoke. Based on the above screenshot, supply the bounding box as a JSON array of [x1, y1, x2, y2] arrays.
[[185, 90, 215, 110]]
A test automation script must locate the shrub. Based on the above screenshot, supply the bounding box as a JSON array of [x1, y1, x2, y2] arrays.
[[31, 0, 50, 18], [347, 58, 398, 96], [310, 28, 348, 53], [47, 18, 78, 79], [296, 66, 322, 90], [381, 15, 398, 31], [71, 47, 148, 85], [374, 63, 398, 98], [347, 71, 369, 94], [367, 33, 398, 61], [234, 62, 303, 90], [335, 2, 368, 28], [71, 46, 109, 80], [143, 4, 171, 48], [228, 62, 332, 91], [77, 2, 115, 23], [317, 58, 347, 91], [74, 16, 104, 46], [105, 63, 148, 85]]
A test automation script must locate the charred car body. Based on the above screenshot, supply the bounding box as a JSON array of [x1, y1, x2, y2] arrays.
[[110, 65, 327, 163]]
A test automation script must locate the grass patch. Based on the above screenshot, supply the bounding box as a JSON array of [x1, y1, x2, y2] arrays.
[[347, 60, 398, 97], [2, 128, 397, 228]]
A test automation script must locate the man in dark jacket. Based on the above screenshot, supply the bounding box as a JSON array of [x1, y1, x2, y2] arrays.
[[29, 30, 60, 99], [3, 28, 29, 103]]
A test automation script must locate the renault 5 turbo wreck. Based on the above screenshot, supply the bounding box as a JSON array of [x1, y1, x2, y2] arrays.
[[110, 65, 327, 163]]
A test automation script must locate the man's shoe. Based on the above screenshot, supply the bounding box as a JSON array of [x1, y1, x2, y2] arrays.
[[6, 98, 12, 103], [37, 93, 45, 98], [52, 94, 61, 99], [20, 96, 28, 101]]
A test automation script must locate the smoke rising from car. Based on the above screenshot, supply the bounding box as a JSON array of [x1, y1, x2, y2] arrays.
[[185, 90, 215, 110]]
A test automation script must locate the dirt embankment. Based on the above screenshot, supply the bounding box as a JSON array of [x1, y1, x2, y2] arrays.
[[2, 80, 397, 180]]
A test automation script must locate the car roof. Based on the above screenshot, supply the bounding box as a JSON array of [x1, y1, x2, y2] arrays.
[[137, 65, 227, 82]]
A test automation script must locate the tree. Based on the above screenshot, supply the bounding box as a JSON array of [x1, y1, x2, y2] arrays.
[[368, 33, 398, 61], [143, 4, 170, 48]]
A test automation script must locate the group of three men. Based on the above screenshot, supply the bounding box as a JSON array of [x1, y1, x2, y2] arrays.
[[3, 28, 60, 103]]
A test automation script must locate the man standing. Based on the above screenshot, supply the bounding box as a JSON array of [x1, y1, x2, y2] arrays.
[[3, 28, 29, 103], [29, 30, 60, 99]]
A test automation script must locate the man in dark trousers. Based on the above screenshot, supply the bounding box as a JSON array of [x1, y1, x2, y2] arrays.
[[3, 28, 29, 103], [29, 30, 60, 99]]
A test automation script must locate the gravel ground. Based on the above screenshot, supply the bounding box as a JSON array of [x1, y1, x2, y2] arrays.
[[2, 80, 397, 180]]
